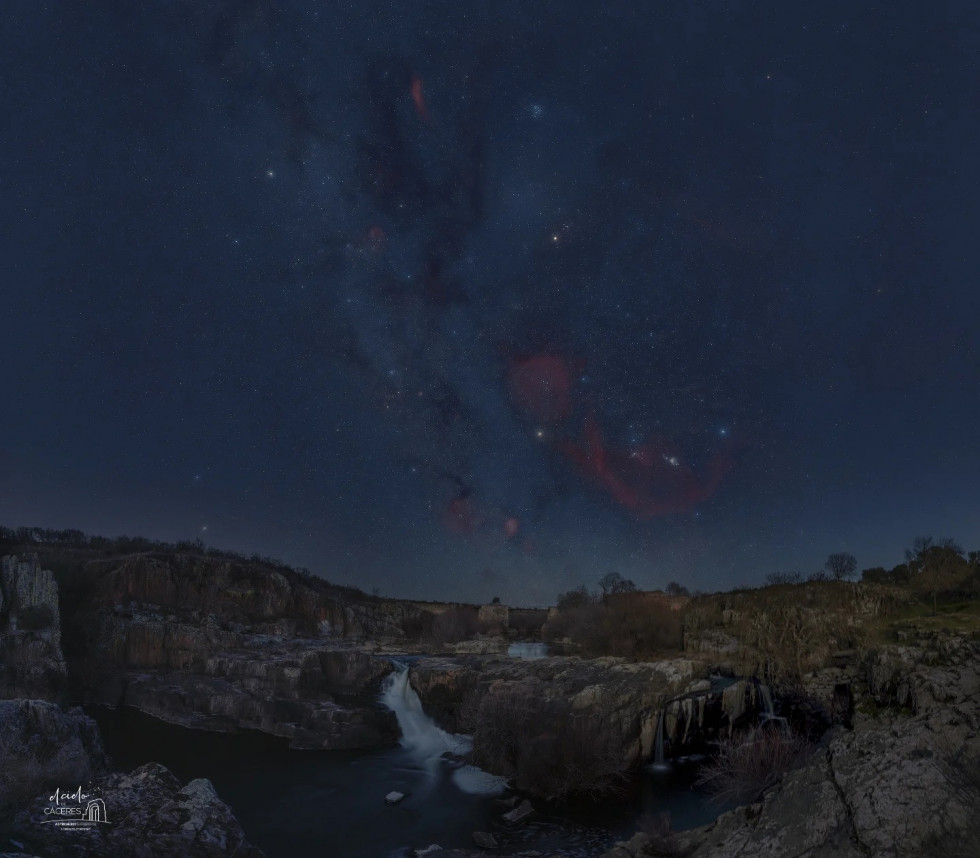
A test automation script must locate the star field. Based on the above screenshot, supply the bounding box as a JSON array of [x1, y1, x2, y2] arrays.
[[1, 1, 978, 604]]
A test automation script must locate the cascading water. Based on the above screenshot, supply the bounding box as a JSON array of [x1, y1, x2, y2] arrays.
[[650, 708, 669, 771], [757, 683, 790, 735], [381, 662, 471, 763], [380, 662, 507, 795]]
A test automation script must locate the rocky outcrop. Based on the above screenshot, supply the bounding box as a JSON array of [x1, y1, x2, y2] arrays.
[[409, 656, 785, 781], [60, 553, 428, 749], [602, 631, 980, 858], [9, 762, 263, 858], [0, 699, 108, 808], [409, 654, 703, 795], [68, 553, 419, 642], [0, 700, 262, 857], [112, 640, 399, 749], [0, 554, 67, 701]]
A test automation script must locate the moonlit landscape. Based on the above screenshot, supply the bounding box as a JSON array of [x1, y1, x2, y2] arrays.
[[1, 3, 978, 858]]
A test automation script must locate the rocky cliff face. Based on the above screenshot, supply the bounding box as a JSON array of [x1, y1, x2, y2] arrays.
[[59, 553, 412, 749], [409, 654, 709, 795], [602, 629, 980, 858], [0, 554, 67, 700]]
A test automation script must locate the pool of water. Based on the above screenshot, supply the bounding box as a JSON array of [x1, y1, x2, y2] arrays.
[[90, 677, 731, 857], [91, 705, 503, 858], [506, 641, 549, 659]]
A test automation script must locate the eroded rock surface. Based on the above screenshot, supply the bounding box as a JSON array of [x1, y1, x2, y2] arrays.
[[409, 654, 702, 795], [63, 554, 412, 748], [10, 763, 263, 858], [0, 554, 67, 700], [0, 699, 262, 857], [0, 699, 108, 807], [602, 631, 980, 858]]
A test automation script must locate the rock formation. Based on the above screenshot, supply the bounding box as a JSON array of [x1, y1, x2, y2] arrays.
[[0, 554, 67, 700], [601, 629, 980, 858], [0, 700, 263, 857], [60, 553, 415, 749]]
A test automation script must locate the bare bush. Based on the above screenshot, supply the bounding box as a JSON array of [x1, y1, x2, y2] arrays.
[[765, 572, 802, 586], [0, 733, 92, 811], [641, 811, 689, 857], [696, 728, 812, 805], [429, 606, 478, 644], [543, 596, 682, 659]]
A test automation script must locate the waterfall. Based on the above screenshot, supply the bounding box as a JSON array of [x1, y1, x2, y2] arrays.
[[380, 662, 471, 762], [648, 708, 670, 771], [757, 683, 790, 736], [759, 684, 775, 720], [654, 709, 665, 763], [379, 662, 507, 795]]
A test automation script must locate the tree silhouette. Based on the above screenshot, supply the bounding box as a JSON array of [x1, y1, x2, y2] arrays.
[[598, 572, 637, 595], [825, 552, 857, 581]]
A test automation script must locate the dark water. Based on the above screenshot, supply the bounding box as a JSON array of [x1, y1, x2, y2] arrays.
[[90, 706, 729, 857]]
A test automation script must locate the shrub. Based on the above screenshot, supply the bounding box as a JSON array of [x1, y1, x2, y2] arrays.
[[0, 732, 92, 811], [556, 586, 599, 611], [544, 595, 682, 659], [429, 606, 478, 644], [696, 728, 812, 805], [641, 811, 688, 857]]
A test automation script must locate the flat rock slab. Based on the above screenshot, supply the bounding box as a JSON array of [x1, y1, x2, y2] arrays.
[[385, 791, 406, 804], [472, 830, 498, 848], [502, 798, 534, 824]]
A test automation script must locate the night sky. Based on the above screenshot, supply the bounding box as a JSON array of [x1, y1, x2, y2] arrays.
[[3, 2, 979, 605]]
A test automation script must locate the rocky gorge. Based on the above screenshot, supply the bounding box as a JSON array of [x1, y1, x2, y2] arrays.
[[1, 542, 978, 856]]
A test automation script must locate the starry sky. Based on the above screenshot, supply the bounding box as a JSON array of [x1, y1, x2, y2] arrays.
[[2, 1, 979, 605]]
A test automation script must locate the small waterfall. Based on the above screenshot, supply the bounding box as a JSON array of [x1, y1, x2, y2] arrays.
[[380, 662, 507, 795], [648, 708, 670, 771], [759, 684, 775, 720], [380, 662, 471, 763], [757, 683, 790, 736], [654, 709, 665, 764]]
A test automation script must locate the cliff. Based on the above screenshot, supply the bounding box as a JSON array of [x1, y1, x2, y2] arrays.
[[602, 627, 980, 858], [56, 552, 409, 749], [0, 554, 67, 701]]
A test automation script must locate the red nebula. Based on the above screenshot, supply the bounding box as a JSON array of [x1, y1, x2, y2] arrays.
[[503, 516, 520, 539], [507, 354, 574, 424], [443, 493, 478, 534], [561, 417, 733, 518], [410, 73, 429, 120]]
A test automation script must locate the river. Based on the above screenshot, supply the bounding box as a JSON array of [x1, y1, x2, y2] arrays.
[[90, 661, 729, 857]]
